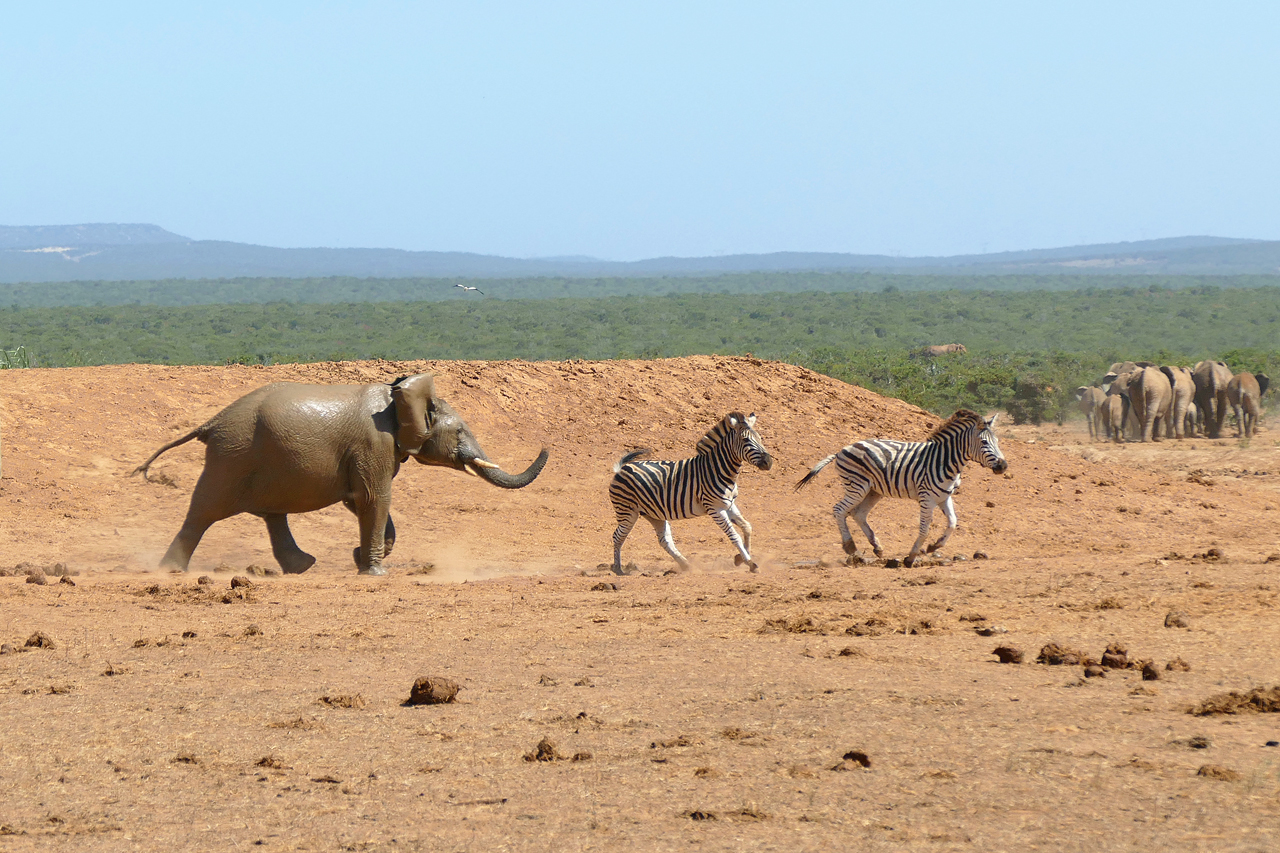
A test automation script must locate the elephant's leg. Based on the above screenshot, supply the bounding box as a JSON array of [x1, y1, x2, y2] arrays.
[[348, 491, 392, 576], [926, 495, 959, 555], [263, 514, 316, 574], [648, 517, 690, 571], [904, 497, 939, 567], [349, 512, 396, 566], [158, 474, 235, 572], [851, 492, 884, 558], [611, 510, 639, 575], [707, 506, 754, 571]]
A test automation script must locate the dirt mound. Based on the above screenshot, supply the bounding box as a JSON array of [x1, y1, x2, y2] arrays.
[[1, 356, 1277, 575]]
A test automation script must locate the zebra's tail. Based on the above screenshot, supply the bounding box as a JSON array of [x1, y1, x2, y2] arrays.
[[612, 448, 652, 474], [794, 453, 838, 491]]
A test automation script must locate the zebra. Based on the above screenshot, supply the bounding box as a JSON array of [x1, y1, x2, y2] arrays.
[[609, 412, 774, 575], [795, 409, 1007, 566]]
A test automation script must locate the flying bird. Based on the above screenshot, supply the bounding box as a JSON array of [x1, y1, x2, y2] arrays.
[[454, 284, 484, 295]]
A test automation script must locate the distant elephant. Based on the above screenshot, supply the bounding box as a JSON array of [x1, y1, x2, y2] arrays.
[[1159, 366, 1196, 439], [921, 344, 967, 357], [133, 374, 549, 575], [1100, 393, 1128, 443], [1102, 369, 1141, 442], [1183, 400, 1199, 438], [1193, 360, 1234, 438], [1126, 366, 1172, 442], [1228, 372, 1270, 438], [1074, 386, 1107, 441]]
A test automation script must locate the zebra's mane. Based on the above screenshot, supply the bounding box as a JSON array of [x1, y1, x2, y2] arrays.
[[696, 411, 747, 456], [925, 409, 985, 441]]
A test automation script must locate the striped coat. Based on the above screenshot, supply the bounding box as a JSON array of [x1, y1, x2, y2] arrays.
[[609, 412, 773, 574], [796, 410, 1007, 566]]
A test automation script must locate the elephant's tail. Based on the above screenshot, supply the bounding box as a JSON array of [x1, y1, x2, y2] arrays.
[[131, 428, 205, 481]]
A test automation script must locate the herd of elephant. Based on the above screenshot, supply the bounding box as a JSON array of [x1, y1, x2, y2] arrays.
[[1074, 360, 1270, 443]]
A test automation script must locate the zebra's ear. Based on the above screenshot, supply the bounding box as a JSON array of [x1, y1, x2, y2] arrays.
[[746, 413, 757, 428], [985, 413, 999, 429], [727, 414, 739, 429]]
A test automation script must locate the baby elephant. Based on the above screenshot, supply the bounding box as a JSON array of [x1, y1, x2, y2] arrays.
[[133, 374, 547, 575]]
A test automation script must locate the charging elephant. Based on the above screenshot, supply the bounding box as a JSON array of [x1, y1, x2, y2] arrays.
[[1159, 366, 1196, 439], [1074, 386, 1107, 441], [1228, 372, 1270, 438], [133, 374, 549, 575], [1193, 360, 1234, 438]]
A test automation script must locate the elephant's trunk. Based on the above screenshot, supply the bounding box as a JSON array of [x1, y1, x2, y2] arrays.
[[468, 448, 550, 489]]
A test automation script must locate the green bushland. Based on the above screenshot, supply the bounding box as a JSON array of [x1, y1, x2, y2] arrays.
[[3, 285, 1277, 422], [8, 273, 1280, 308]]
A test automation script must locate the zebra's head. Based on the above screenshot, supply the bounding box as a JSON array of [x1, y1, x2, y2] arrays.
[[698, 412, 774, 471], [976, 413, 1008, 475]]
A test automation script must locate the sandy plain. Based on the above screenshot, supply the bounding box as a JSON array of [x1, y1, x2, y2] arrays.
[[1, 356, 1279, 852]]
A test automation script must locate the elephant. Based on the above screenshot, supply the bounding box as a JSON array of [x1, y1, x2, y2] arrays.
[[1159, 366, 1196, 439], [132, 374, 549, 576], [1074, 386, 1107, 441], [921, 344, 967, 357], [1228, 372, 1270, 438], [1102, 369, 1142, 442], [1123, 366, 1172, 442], [1100, 393, 1128, 443], [1193, 360, 1234, 438]]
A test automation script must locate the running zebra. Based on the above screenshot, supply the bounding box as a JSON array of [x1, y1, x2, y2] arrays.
[[795, 410, 1007, 566], [609, 412, 774, 575]]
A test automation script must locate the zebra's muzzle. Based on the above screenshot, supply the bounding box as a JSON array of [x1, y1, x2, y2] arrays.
[[991, 460, 1008, 475]]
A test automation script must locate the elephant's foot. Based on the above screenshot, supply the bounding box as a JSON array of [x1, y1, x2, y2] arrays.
[[280, 552, 316, 575], [358, 564, 387, 577]]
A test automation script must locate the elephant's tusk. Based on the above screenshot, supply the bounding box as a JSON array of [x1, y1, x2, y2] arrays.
[[462, 463, 480, 477], [468, 458, 500, 470]]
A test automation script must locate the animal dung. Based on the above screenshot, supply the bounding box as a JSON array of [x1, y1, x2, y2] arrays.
[[1083, 665, 1106, 678], [831, 750, 872, 771], [1037, 643, 1085, 665], [992, 646, 1024, 664], [229, 576, 253, 589], [24, 631, 56, 650], [406, 676, 461, 706], [1189, 686, 1280, 716], [524, 737, 565, 762], [1141, 662, 1161, 681], [1196, 765, 1241, 782], [1100, 643, 1129, 669], [1164, 612, 1191, 628]]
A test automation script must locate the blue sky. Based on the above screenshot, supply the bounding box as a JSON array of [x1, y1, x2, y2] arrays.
[[3, 3, 1277, 259]]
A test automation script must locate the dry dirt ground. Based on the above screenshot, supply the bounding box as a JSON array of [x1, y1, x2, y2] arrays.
[[1, 356, 1279, 852]]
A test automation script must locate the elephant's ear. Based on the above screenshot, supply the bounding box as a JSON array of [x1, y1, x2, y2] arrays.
[[391, 374, 436, 454], [1258, 374, 1270, 398]]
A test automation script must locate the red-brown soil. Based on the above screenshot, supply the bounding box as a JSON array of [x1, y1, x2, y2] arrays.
[[1, 356, 1278, 851]]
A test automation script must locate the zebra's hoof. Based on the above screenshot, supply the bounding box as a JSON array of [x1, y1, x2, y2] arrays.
[[748, 562, 759, 573], [903, 555, 917, 568], [841, 541, 858, 556]]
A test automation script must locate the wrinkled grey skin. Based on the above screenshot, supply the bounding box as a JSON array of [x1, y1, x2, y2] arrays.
[[1100, 394, 1127, 443], [1159, 366, 1197, 439], [1074, 386, 1107, 441], [1227, 372, 1270, 439], [1193, 360, 1235, 438], [133, 375, 548, 576]]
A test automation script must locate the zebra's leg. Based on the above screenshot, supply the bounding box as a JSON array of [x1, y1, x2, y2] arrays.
[[905, 496, 940, 567], [832, 484, 872, 556], [707, 508, 755, 571], [926, 494, 959, 555], [648, 517, 690, 571], [851, 493, 885, 558], [612, 509, 640, 575], [725, 501, 753, 559]]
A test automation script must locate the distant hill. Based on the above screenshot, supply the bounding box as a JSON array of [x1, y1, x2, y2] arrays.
[[1, 224, 1277, 282]]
